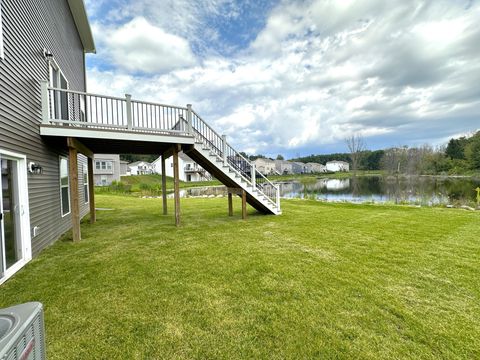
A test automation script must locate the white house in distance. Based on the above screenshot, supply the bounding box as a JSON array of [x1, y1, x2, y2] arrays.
[[326, 160, 350, 172], [128, 161, 155, 175], [275, 160, 294, 175], [93, 154, 121, 186], [305, 162, 326, 173], [153, 153, 211, 182], [253, 158, 277, 176]]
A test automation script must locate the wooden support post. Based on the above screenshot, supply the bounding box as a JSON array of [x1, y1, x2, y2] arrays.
[[173, 146, 181, 226], [161, 155, 167, 215], [68, 146, 81, 241], [228, 193, 233, 216], [87, 157, 96, 224], [241, 190, 247, 220]]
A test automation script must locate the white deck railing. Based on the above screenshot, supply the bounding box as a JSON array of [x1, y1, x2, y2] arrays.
[[40, 81, 280, 210]]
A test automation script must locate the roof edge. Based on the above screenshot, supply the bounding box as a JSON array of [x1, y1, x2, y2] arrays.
[[67, 0, 96, 53]]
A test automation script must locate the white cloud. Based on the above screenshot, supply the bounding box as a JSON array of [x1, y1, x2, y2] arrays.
[[92, 17, 196, 73]]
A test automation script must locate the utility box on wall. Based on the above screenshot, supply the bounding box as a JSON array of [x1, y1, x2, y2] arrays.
[[0, 302, 46, 359]]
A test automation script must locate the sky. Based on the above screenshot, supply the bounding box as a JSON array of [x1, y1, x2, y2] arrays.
[[84, 0, 480, 159]]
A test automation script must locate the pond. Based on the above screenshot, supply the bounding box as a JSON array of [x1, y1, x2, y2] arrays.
[[181, 176, 480, 206]]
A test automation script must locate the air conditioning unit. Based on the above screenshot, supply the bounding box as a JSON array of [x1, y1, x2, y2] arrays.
[[0, 302, 46, 360]]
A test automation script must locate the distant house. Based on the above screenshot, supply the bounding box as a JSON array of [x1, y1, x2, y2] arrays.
[[326, 160, 350, 172], [292, 162, 306, 174], [275, 160, 293, 175], [253, 158, 276, 175], [128, 161, 155, 175], [93, 154, 121, 186], [120, 160, 129, 176], [305, 162, 326, 173], [153, 153, 211, 182]]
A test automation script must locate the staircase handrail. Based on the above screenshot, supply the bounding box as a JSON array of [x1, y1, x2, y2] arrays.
[[191, 109, 279, 208]]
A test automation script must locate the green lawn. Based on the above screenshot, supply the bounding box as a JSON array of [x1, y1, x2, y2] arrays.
[[1, 196, 479, 359], [120, 174, 222, 191]]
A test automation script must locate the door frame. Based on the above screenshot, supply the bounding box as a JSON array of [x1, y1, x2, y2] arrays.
[[0, 148, 32, 285]]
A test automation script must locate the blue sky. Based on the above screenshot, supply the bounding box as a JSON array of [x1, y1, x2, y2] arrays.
[[84, 0, 480, 159]]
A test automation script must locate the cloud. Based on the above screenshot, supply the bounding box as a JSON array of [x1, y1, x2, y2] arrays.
[[86, 0, 480, 157], [92, 17, 196, 74]]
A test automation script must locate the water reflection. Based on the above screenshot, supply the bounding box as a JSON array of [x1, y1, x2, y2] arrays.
[[278, 176, 480, 205], [177, 176, 480, 206]]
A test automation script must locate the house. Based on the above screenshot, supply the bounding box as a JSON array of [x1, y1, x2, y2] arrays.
[[275, 160, 294, 175], [305, 162, 326, 173], [326, 160, 350, 172], [292, 162, 306, 174], [253, 158, 276, 176], [120, 160, 129, 176], [93, 154, 121, 186], [128, 161, 155, 175], [0, 0, 280, 284], [153, 153, 211, 181], [0, 0, 95, 284]]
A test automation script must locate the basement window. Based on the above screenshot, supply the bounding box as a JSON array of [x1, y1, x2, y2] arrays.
[[59, 157, 70, 217]]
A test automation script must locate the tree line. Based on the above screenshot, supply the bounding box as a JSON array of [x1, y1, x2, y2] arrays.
[[291, 131, 480, 175]]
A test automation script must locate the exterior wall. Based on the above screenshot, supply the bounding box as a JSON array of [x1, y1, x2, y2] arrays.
[[305, 163, 326, 173], [275, 160, 293, 174], [292, 162, 305, 174], [326, 161, 350, 172], [153, 154, 210, 182], [93, 154, 120, 186], [129, 162, 154, 176], [253, 158, 276, 175], [0, 0, 89, 256], [120, 161, 128, 176]]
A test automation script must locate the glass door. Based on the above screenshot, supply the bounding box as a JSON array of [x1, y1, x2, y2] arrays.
[[0, 154, 28, 280]]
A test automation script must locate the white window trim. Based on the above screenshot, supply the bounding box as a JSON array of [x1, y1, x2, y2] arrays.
[[49, 60, 69, 120], [59, 156, 71, 217], [0, 148, 32, 285], [83, 164, 89, 204], [0, 0, 4, 60]]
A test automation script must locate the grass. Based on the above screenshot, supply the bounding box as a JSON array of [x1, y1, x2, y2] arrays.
[[119, 174, 222, 192], [1, 196, 479, 359]]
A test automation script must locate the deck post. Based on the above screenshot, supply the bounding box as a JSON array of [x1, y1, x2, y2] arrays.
[[161, 155, 167, 215], [68, 145, 81, 241], [222, 135, 227, 165], [88, 157, 96, 224], [186, 104, 193, 134], [173, 146, 181, 226], [241, 190, 247, 220], [125, 94, 133, 130], [276, 186, 281, 212], [251, 164, 256, 188], [40, 80, 49, 124], [228, 193, 233, 216]]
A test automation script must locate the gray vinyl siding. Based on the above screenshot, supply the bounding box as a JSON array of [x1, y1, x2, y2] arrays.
[[0, 0, 89, 256]]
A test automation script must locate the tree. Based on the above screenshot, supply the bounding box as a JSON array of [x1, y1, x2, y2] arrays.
[[345, 135, 366, 173], [445, 138, 467, 160], [276, 154, 284, 160]]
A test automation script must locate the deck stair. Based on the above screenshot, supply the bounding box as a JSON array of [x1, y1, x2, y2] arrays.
[[39, 84, 281, 215]]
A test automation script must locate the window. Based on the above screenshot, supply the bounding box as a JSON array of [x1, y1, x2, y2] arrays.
[[59, 157, 70, 216], [49, 61, 69, 120], [83, 164, 89, 204], [0, 0, 4, 59], [101, 176, 107, 186], [95, 160, 113, 171]]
